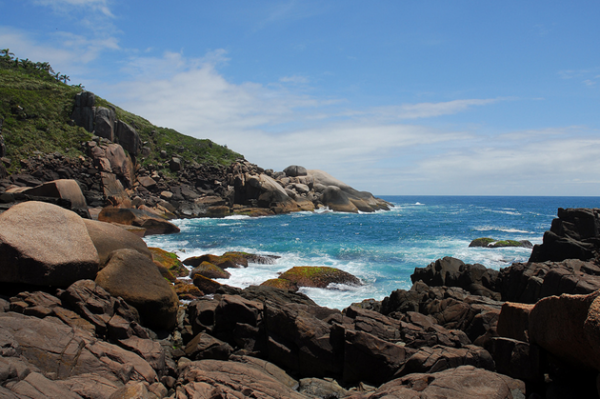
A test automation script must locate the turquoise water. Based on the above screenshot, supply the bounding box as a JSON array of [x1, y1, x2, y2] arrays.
[[144, 196, 600, 309]]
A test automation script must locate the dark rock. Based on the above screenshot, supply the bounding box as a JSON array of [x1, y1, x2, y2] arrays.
[[278, 266, 362, 288], [530, 208, 600, 263], [284, 165, 308, 177], [345, 365, 526, 399], [115, 120, 141, 156], [95, 248, 179, 331], [185, 332, 233, 361]]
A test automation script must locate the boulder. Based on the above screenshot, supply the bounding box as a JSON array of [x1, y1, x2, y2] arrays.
[[278, 266, 362, 288], [115, 120, 141, 156], [0, 201, 99, 287], [190, 262, 231, 280], [284, 165, 308, 177], [104, 144, 135, 187], [308, 169, 391, 212], [95, 248, 179, 331], [98, 207, 180, 236], [177, 359, 307, 399], [528, 291, 600, 372], [94, 106, 116, 142], [185, 332, 233, 361], [149, 247, 187, 278], [345, 365, 525, 399], [260, 278, 299, 292], [23, 179, 89, 216], [530, 208, 600, 262], [101, 172, 131, 207], [83, 219, 152, 266]]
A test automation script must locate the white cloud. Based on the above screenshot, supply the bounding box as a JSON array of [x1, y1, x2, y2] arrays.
[[583, 79, 597, 86], [279, 75, 310, 84], [376, 99, 498, 120], [103, 51, 600, 196], [32, 0, 114, 17]]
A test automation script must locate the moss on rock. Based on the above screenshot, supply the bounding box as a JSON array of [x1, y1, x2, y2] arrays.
[[278, 266, 362, 289]]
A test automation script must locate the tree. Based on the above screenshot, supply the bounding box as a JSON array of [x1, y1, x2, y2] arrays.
[[59, 74, 70, 84], [0, 49, 14, 60]]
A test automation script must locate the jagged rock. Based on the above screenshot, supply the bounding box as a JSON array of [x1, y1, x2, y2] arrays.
[[94, 106, 116, 142], [496, 302, 533, 342], [101, 172, 131, 207], [185, 332, 233, 361], [412, 257, 500, 300], [397, 344, 494, 377], [0, 313, 157, 385], [530, 207, 600, 262], [278, 266, 362, 288], [343, 329, 410, 385], [486, 337, 541, 382], [0, 201, 99, 287], [115, 120, 141, 156], [95, 248, 179, 331], [104, 144, 135, 187], [499, 259, 600, 303]]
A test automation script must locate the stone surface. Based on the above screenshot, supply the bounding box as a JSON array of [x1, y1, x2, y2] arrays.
[[0, 201, 99, 287], [84, 219, 152, 266], [278, 266, 362, 288], [98, 207, 180, 236], [96, 248, 179, 331]]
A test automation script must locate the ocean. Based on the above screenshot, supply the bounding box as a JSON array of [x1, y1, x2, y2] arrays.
[[144, 196, 600, 309]]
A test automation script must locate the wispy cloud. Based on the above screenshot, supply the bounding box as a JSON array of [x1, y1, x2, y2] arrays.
[[32, 0, 114, 17]]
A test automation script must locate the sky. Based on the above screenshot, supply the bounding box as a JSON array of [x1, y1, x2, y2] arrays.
[[1, 1, 599, 196]]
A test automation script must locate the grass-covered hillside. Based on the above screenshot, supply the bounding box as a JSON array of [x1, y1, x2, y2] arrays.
[[0, 49, 242, 173]]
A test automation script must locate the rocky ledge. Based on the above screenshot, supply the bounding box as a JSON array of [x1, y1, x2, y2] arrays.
[[1, 198, 600, 397]]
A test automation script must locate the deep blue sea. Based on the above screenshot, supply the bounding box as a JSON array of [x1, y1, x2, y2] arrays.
[[144, 196, 600, 309]]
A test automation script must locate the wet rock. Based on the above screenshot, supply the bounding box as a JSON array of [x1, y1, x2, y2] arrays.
[[278, 266, 362, 288]]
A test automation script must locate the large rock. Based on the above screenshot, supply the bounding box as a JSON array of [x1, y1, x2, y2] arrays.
[[115, 120, 141, 156], [530, 208, 600, 263], [0, 201, 99, 287], [308, 169, 391, 212], [528, 291, 600, 372], [94, 106, 116, 141], [177, 359, 307, 399], [83, 219, 152, 266], [95, 248, 179, 330], [23, 179, 89, 216], [284, 165, 308, 177], [344, 365, 526, 399], [98, 207, 180, 236], [412, 257, 501, 300], [0, 312, 157, 385], [499, 259, 600, 304], [278, 266, 362, 288], [104, 144, 135, 187]]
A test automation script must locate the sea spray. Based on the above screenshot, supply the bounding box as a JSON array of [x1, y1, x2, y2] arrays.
[[144, 195, 600, 309]]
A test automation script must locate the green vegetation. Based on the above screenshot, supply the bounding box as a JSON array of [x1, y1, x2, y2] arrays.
[[0, 49, 242, 174]]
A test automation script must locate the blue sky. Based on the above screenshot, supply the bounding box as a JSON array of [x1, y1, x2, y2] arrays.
[[1, 1, 599, 195]]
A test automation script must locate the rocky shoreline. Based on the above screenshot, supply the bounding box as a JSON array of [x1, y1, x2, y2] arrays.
[[0, 190, 599, 398]]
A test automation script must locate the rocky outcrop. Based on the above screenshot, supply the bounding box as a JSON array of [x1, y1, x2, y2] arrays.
[[530, 207, 600, 263], [411, 257, 501, 300]]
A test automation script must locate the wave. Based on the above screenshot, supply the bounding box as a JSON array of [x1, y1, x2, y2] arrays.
[[472, 226, 533, 234]]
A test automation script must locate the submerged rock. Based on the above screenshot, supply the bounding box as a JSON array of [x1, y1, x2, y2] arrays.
[[278, 266, 362, 288]]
